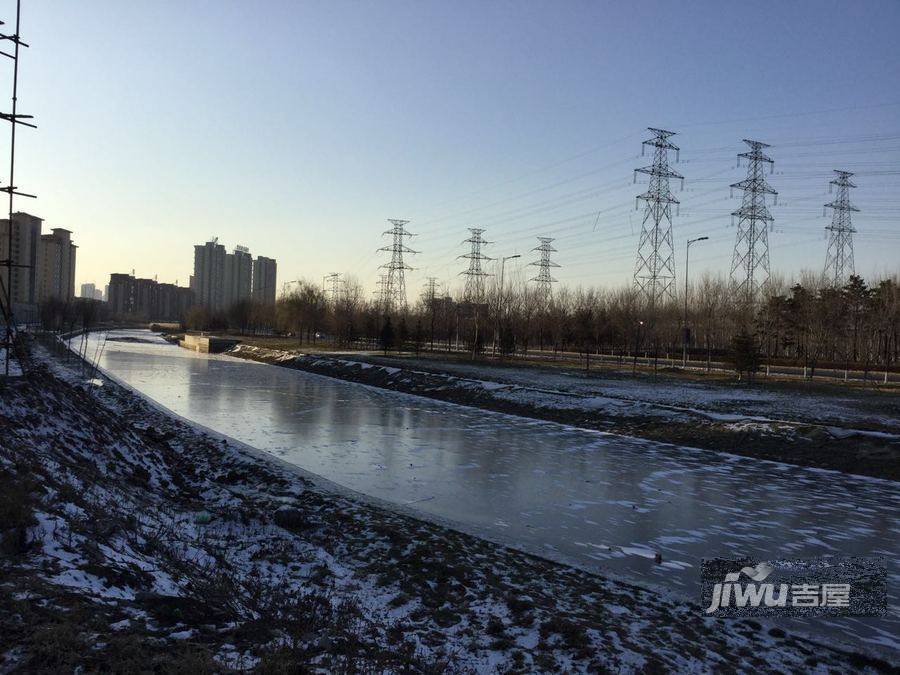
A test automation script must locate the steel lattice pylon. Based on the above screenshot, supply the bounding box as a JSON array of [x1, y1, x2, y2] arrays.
[[528, 236, 559, 306], [730, 139, 777, 301], [374, 273, 388, 308], [633, 128, 683, 308], [422, 276, 438, 306], [459, 228, 493, 303], [377, 219, 417, 312], [824, 170, 859, 286], [324, 272, 342, 305]]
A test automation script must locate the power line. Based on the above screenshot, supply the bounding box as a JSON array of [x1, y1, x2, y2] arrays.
[[677, 100, 900, 129]]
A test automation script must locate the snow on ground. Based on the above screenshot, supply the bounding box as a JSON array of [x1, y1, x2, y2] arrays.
[[1, 337, 895, 671], [80, 332, 900, 654], [366, 356, 900, 433], [0, 347, 23, 377]]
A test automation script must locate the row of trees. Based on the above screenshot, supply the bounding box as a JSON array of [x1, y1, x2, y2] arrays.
[[183, 300, 276, 335], [261, 273, 899, 372], [37, 271, 900, 374]]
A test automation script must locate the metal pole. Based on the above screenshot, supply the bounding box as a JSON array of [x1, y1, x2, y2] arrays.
[[492, 259, 505, 357], [682, 236, 707, 368], [2, 0, 35, 377], [4, 2, 21, 376]]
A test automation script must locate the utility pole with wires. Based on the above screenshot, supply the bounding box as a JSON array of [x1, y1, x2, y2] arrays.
[[823, 170, 859, 286], [0, 0, 37, 377], [459, 228, 493, 303], [729, 139, 777, 301], [378, 218, 417, 313], [633, 128, 682, 309], [528, 236, 559, 307]]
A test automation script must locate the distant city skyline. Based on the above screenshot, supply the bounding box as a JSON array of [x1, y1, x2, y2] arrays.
[[17, 1, 900, 299]]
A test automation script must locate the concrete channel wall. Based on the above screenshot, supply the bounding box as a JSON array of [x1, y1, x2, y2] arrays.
[[179, 334, 240, 354]]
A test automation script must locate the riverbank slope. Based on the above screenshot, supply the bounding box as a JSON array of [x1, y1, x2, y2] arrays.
[[1, 344, 894, 671]]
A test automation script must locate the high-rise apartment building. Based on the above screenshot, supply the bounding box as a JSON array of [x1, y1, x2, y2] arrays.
[[108, 273, 193, 321], [80, 282, 103, 300], [223, 245, 253, 309], [0, 212, 43, 312], [191, 239, 226, 311], [107, 273, 136, 315], [190, 239, 276, 311], [157, 282, 194, 321], [39, 228, 77, 302], [1, 214, 79, 318], [252, 256, 277, 305]]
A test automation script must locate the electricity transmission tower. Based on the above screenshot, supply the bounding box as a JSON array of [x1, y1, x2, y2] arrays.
[[374, 273, 388, 309], [633, 128, 682, 308], [729, 139, 777, 301], [1, 0, 37, 377], [422, 276, 439, 350], [529, 237, 559, 305], [459, 228, 493, 303], [377, 219, 417, 312], [324, 272, 342, 305], [823, 170, 859, 286], [422, 276, 439, 306]]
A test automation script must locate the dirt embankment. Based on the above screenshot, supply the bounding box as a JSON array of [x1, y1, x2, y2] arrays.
[[229, 346, 900, 482], [1, 344, 896, 671]]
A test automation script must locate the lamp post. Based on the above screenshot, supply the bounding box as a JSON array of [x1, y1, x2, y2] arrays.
[[493, 254, 521, 357], [633, 319, 644, 376], [683, 236, 708, 367]]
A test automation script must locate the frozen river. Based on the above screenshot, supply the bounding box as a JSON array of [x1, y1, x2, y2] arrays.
[[86, 330, 898, 653]]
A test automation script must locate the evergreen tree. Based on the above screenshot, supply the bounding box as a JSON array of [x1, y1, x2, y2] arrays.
[[379, 316, 395, 355], [727, 330, 761, 382], [398, 316, 409, 353]]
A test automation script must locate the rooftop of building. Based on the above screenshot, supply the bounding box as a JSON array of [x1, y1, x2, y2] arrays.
[[11, 211, 43, 222]]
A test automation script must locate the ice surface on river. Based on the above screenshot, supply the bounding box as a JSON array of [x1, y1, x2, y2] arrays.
[[86, 331, 900, 654]]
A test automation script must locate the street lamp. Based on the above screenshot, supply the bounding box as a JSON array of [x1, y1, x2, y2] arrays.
[[633, 319, 644, 375], [683, 236, 709, 367], [493, 254, 521, 357]]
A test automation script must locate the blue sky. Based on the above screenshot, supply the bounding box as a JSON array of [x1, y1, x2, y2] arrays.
[[11, 0, 900, 296]]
